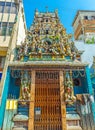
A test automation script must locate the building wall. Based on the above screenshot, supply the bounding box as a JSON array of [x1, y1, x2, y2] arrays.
[[75, 40, 95, 67], [73, 74, 89, 95], [73, 11, 95, 40], [73, 14, 81, 33], [17, 4, 26, 45], [0, 0, 26, 47], [8, 76, 20, 99], [0, 0, 18, 47]]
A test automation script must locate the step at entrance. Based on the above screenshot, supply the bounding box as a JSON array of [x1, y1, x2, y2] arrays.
[[34, 71, 62, 130]]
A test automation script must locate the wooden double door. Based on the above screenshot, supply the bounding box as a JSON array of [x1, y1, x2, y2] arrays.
[[34, 71, 62, 130]]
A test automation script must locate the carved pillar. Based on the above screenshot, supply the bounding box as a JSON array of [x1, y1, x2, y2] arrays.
[[60, 71, 67, 130], [28, 70, 35, 130]]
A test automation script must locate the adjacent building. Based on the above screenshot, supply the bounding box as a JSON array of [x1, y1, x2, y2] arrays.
[[0, 0, 26, 81], [0, 0, 26, 129], [72, 10, 95, 67], [72, 10, 95, 42]]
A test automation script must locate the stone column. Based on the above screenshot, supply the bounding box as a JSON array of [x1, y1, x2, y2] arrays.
[[60, 71, 67, 130], [28, 70, 35, 130]]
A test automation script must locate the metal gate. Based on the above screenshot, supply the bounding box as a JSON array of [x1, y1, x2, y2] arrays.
[[34, 71, 62, 130]]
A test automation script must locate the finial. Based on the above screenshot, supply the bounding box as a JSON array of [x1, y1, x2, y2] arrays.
[[45, 6, 48, 13], [55, 9, 58, 17], [35, 9, 38, 17], [35, 8, 38, 12], [55, 9, 58, 13]]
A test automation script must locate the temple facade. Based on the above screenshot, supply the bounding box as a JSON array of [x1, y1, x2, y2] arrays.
[[0, 10, 95, 130]]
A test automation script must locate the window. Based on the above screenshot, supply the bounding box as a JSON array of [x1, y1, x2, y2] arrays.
[[4, 2, 11, 13], [84, 16, 88, 20], [1, 22, 7, 36], [7, 23, 14, 36], [2, 22, 7, 27], [84, 15, 95, 20], [0, 2, 5, 13], [0, 22, 14, 36], [10, 3, 17, 14], [0, 2, 18, 14], [88, 16, 92, 20], [91, 16, 95, 20], [73, 78, 81, 86]]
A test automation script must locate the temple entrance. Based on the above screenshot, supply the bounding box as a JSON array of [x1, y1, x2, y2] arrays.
[[34, 71, 62, 130]]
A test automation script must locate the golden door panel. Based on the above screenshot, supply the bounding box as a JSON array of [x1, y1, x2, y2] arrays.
[[34, 71, 62, 130]]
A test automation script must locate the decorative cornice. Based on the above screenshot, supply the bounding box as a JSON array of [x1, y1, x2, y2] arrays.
[[9, 60, 88, 67]]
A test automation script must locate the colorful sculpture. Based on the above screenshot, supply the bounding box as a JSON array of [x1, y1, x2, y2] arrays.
[[20, 71, 31, 101], [15, 11, 78, 61], [64, 72, 76, 104]]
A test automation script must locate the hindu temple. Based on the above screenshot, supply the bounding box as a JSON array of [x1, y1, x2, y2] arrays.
[[0, 10, 95, 130]]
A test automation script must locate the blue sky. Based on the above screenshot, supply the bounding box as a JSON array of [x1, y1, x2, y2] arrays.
[[23, 0, 95, 33]]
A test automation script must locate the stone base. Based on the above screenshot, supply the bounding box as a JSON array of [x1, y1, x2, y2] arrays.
[[67, 126, 82, 130], [13, 128, 27, 130]]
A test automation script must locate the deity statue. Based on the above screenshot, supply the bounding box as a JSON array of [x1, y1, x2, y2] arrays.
[[66, 45, 72, 56], [20, 71, 31, 101], [64, 75, 76, 104]]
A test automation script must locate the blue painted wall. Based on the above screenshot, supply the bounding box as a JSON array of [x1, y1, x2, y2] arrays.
[[0, 72, 2, 80], [0, 69, 20, 129], [73, 67, 95, 123], [0, 69, 11, 128], [8, 76, 20, 99], [85, 66, 95, 122], [73, 72, 88, 95], [91, 77, 95, 99]]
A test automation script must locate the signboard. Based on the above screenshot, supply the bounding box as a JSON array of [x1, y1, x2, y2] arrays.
[[35, 107, 41, 115]]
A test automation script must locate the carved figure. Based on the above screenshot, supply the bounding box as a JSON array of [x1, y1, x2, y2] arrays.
[[64, 76, 76, 104], [15, 10, 78, 61], [20, 71, 31, 101]]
